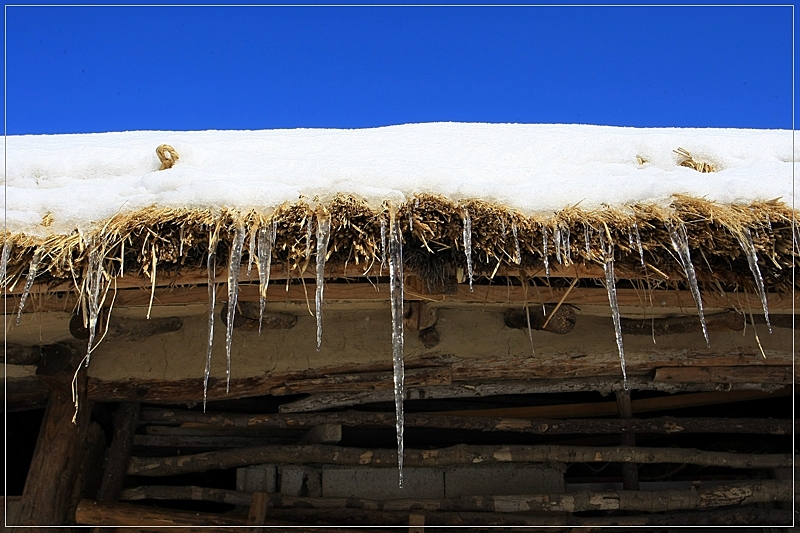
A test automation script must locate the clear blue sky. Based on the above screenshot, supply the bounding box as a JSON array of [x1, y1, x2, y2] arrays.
[[4, 5, 793, 134]]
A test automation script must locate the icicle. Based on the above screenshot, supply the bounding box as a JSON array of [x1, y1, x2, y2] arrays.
[[603, 243, 628, 390], [554, 225, 562, 264], [178, 226, 185, 259], [462, 208, 473, 292], [738, 227, 771, 333], [584, 224, 591, 260], [315, 214, 332, 351], [0, 239, 11, 289], [85, 240, 104, 365], [225, 226, 246, 393], [380, 217, 388, 272], [633, 222, 645, 267], [305, 217, 313, 259], [256, 225, 274, 334], [203, 246, 217, 411], [542, 226, 550, 277], [562, 226, 571, 265], [247, 226, 257, 276], [15, 248, 43, 326], [668, 223, 709, 347], [388, 212, 405, 488], [511, 222, 521, 264], [408, 211, 413, 232]]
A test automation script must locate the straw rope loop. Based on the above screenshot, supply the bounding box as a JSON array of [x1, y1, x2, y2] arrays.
[[156, 144, 180, 170], [674, 147, 715, 173]]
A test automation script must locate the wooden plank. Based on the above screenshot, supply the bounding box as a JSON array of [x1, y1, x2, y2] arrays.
[[270, 367, 451, 396], [141, 408, 795, 436], [120, 485, 254, 507], [653, 366, 793, 384], [433, 388, 792, 419], [74, 499, 248, 526], [247, 492, 269, 526], [126, 443, 794, 477]]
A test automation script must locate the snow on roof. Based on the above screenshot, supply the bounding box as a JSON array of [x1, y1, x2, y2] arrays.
[[4, 123, 796, 236]]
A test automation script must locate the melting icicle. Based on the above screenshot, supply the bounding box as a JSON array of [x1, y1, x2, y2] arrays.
[[633, 222, 645, 267], [542, 226, 550, 277], [738, 227, 771, 333], [203, 248, 217, 411], [225, 226, 246, 393], [15, 248, 43, 326], [668, 223, 709, 347], [603, 243, 628, 390], [315, 214, 332, 351], [584, 224, 591, 260], [380, 217, 388, 272], [305, 217, 313, 260], [256, 225, 274, 334], [554, 226, 562, 264], [0, 239, 11, 289], [462, 208, 473, 292], [247, 226, 257, 276], [562, 227, 571, 265], [511, 222, 521, 264], [85, 241, 104, 365], [388, 213, 405, 488]]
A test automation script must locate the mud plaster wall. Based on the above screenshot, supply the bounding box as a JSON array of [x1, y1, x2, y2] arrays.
[[82, 306, 791, 382]]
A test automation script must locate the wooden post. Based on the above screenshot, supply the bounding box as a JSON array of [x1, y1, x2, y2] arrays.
[[615, 390, 639, 491], [408, 513, 425, 533], [14, 351, 93, 525], [247, 492, 269, 527], [97, 403, 141, 502]]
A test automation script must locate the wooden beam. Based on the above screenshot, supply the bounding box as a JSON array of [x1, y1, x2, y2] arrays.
[[503, 304, 576, 334], [15, 355, 92, 525], [140, 408, 795, 436], [69, 315, 183, 342], [270, 367, 451, 396], [2, 344, 42, 365], [621, 310, 744, 336], [126, 443, 793, 477], [120, 485, 253, 507], [653, 366, 793, 384], [74, 499, 249, 526], [5, 377, 50, 412], [97, 403, 140, 502]]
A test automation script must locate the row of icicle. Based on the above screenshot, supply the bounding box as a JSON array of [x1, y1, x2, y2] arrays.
[[0, 206, 781, 488]]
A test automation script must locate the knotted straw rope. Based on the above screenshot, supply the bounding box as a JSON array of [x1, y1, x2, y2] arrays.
[[156, 144, 180, 170]]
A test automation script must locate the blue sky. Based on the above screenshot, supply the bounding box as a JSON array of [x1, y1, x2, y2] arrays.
[[4, 5, 793, 134]]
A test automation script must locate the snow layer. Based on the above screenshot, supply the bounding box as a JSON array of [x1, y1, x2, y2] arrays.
[[3, 123, 795, 236]]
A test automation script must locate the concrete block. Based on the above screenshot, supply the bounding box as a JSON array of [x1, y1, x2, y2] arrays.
[[322, 467, 443, 500], [236, 464, 277, 493], [280, 465, 307, 496], [444, 464, 564, 498], [306, 468, 322, 498]]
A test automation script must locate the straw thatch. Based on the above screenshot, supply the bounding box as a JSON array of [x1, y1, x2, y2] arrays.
[[1, 194, 797, 303]]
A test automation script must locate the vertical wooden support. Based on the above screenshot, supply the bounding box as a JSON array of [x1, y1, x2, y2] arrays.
[[247, 492, 270, 528], [15, 354, 92, 526], [409, 513, 425, 533], [97, 403, 140, 502], [615, 390, 639, 491]]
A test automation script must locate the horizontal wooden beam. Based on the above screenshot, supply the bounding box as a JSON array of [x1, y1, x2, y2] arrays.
[[140, 408, 794, 436], [127, 443, 794, 477], [74, 499, 249, 526], [653, 366, 794, 384], [270, 366, 451, 396]]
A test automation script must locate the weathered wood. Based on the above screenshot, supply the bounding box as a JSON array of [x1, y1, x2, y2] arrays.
[[277, 378, 785, 413], [74, 499, 249, 526], [436, 388, 792, 418], [615, 390, 639, 491], [247, 492, 269, 526], [653, 366, 793, 384], [120, 485, 254, 507], [403, 301, 438, 331], [15, 356, 92, 525], [408, 513, 425, 533], [127, 443, 793, 477], [299, 424, 342, 445], [133, 435, 297, 448], [97, 403, 140, 502], [221, 301, 297, 331], [70, 314, 183, 341], [67, 422, 107, 525], [504, 304, 576, 334], [2, 344, 42, 365], [141, 407, 795, 436], [270, 366, 452, 396], [621, 310, 745, 336], [6, 377, 50, 412]]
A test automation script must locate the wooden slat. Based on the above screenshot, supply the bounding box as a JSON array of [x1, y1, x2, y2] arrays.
[[75, 499, 248, 526], [270, 367, 451, 396], [654, 366, 794, 384]]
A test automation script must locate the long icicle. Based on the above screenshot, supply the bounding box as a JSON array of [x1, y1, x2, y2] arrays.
[[247, 226, 257, 276], [603, 241, 628, 391], [738, 227, 771, 333], [203, 241, 218, 411], [315, 213, 332, 351], [668, 223, 709, 347], [462, 208, 473, 292], [225, 225, 247, 393], [15, 247, 43, 325], [256, 223, 274, 334], [85, 239, 104, 365], [380, 216, 387, 273], [542, 225, 550, 278], [388, 210, 405, 488]]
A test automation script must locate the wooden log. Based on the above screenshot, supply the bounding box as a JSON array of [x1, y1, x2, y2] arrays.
[[6, 377, 50, 412], [621, 311, 745, 336], [615, 390, 639, 491], [15, 354, 92, 525], [270, 366, 452, 396], [654, 366, 793, 384], [120, 485, 254, 507], [503, 305, 576, 334], [67, 422, 107, 525], [140, 408, 795, 436], [70, 314, 183, 342], [126, 443, 794, 477], [74, 499, 248, 526], [97, 403, 141, 502], [2, 344, 42, 365], [133, 435, 298, 448]]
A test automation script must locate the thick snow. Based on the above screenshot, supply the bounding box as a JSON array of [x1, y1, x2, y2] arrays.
[[3, 123, 795, 236]]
